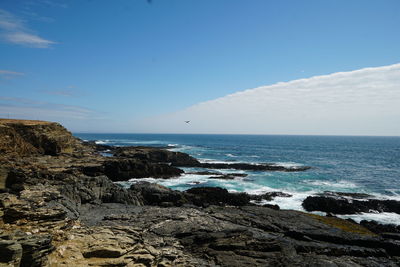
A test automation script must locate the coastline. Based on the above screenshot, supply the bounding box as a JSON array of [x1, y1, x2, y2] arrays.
[[1, 119, 400, 266]]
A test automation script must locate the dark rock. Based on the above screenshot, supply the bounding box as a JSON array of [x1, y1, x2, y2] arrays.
[[185, 187, 250, 206], [130, 182, 186, 206], [114, 146, 200, 166], [193, 162, 311, 172], [80, 165, 105, 177], [59, 174, 143, 206], [5, 169, 27, 192], [112, 146, 311, 172], [209, 173, 248, 180], [250, 192, 293, 202], [188, 171, 222, 175], [0, 239, 22, 265], [83, 248, 123, 258], [302, 194, 400, 214], [262, 204, 280, 210], [359, 220, 400, 235], [319, 191, 373, 199], [103, 159, 184, 181], [17, 234, 54, 267]]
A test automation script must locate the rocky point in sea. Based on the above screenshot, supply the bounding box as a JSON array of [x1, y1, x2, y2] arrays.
[[0, 118, 400, 266]]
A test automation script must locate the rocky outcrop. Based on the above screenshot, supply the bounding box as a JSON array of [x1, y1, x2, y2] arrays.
[[186, 187, 250, 207], [194, 162, 312, 172], [130, 182, 251, 207], [103, 158, 184, 181], [302, 192, 400, 214], [112, 146, 312, 172], [130, 182, 187, 206], [0, 119, 84, 156], [114, 146, 201, 166]]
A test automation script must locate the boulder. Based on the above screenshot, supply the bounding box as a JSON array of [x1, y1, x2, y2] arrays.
[[185, 187, 250, 207], [130, 182, 187, 206]]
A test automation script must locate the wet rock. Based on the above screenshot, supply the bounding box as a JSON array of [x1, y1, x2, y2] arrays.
[[302, 194, 400, 214], [320, 191, 373, 199], [193, 162, 311, 172], [250, 191, 293, 202], [188, 171, 222, 175], [209, 173, 248, 180]]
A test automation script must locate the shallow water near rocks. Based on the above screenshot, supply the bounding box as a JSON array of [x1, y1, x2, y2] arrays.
[[75, 133, 400, 224]]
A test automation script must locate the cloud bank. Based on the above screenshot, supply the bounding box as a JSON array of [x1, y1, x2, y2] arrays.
[[0, 9, 55, 48], [138, 63, 400, 136]]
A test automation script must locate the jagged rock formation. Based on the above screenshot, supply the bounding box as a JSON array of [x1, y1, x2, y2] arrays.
[[1, 119, 400, 266]]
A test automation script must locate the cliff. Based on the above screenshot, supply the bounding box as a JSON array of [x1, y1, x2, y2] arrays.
[[0, 119, 399, 266], [0, 119, 83, 156]]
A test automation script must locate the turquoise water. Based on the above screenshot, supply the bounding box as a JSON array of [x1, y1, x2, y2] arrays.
[[75, 133, 400, 224]]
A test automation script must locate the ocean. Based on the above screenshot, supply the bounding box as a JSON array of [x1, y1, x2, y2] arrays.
[[74, 133, 400, 225]]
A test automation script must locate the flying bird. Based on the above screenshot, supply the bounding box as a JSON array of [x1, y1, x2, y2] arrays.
[[184, 121, 190, 124]]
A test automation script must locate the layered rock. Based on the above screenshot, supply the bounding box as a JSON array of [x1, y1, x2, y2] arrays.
[[0, 119, 84, 156]]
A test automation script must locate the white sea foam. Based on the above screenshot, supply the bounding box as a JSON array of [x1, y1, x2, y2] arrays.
[[198, 158, 236, 164], [95, 140, 110, 144], [226, 153, 238, 157], [273, 162, 303, 168], [368, 192, 400, 202], [122, 140, 162, 145], [168, 143, 179, 147], [127, 173, 211, 188], [302, 179, 358, 189], [168, 144, 194, 152], [250, 190, 314, 211]]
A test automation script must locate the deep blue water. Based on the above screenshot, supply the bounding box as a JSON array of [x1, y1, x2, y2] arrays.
[[74, 133, 400, 224]]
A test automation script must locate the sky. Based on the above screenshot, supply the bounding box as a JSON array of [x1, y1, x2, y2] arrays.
[[0, 0, 399, 135]]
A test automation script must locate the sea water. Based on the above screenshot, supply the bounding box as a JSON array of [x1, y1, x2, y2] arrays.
[[75, 133, 400, 225]]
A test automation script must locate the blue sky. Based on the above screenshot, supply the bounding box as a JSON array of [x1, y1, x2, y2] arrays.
[[0, 0, 399, 134]]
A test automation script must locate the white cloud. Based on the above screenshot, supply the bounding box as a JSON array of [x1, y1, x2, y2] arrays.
[[0, 70, 24, 79], [137, 63, 400, 136], [0, 9, 55, 48]]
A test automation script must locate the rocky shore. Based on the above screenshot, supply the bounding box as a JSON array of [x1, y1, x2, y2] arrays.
[[1, 119, 400, 266]]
